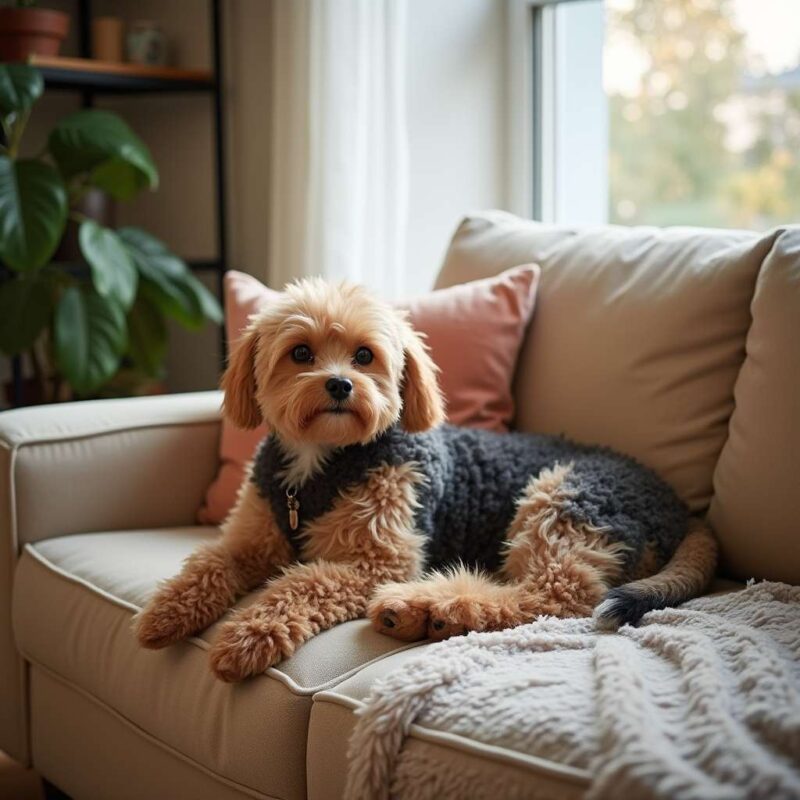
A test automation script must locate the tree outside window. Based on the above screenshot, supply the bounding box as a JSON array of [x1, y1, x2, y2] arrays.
[[606, 0, 800, 230]]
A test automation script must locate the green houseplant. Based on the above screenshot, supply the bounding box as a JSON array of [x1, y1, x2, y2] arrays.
[[0, 63, 221, 401]]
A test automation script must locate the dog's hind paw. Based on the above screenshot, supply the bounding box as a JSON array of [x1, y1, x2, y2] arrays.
[[368, 589, 430, 642], [426, 597, 497, 642]]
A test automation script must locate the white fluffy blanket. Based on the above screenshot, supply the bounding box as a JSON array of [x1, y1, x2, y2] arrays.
[[344, 582, 800, 800]]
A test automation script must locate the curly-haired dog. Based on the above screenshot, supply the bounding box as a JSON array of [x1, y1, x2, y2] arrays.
[[134, 278, 718, 682]]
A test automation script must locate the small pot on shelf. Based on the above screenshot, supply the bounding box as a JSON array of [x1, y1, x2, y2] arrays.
[[0, 5, 69, 62]]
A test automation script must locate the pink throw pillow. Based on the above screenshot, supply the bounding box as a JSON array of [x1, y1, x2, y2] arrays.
[[197, 265, 540, 524]]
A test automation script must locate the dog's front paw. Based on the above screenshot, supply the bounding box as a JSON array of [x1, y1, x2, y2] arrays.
[[134, 600, 197, 650], [368, 585, 430, 642], [209, 612, 301, 682]]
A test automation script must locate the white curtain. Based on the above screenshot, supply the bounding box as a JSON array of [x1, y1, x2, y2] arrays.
[[268, 0, 409, 299]]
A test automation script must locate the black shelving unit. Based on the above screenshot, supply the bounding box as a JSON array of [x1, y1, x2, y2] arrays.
[[7, 0, 227, 407]]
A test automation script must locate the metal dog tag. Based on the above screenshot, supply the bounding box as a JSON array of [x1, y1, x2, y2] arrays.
[[286, 488, 300, 531]]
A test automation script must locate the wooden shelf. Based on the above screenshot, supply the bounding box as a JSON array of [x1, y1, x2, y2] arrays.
[[29, 55, 215, 93]]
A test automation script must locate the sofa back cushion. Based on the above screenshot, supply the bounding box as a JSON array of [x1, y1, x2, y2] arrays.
[[708, 229, 800, 583], [436, 211, 776, 513]]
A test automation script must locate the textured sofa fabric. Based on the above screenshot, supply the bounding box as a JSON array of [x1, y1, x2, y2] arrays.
[[1, 216, 798, 799]]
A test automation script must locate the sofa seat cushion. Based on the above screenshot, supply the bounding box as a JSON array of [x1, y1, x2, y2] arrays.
[[11, 528, 422, 800]]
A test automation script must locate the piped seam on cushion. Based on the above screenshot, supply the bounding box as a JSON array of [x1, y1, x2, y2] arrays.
[[312, 690, 592, 786], [0, 418, 221, 450], [22, 544, 425, 696], [6, 418, 219, 557]]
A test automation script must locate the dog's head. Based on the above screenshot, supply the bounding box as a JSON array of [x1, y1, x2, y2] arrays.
[[221, 278, 445, 447]]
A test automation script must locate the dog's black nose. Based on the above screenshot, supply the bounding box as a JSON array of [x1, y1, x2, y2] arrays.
[[325, 376, 353, 401]]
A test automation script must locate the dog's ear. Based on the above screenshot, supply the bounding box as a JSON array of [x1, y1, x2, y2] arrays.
[[221, 326, 263, 429], [400, 324, 445, 433]]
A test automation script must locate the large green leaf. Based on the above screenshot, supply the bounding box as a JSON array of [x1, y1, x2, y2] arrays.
[[48, 110, 158, 195], [139, 275, 205, 331], [184, 271, 223, 326], [126, 294, 167, 377], [0, 64, 43, 115], [117, 226, 189, 283], [118, 227, 222, 328], [54, 285, 127, 395], [0, 157, 68, 271], [0, 273, 54, 355], [89, 157, 145, 201], [79, 220, 138, 310]]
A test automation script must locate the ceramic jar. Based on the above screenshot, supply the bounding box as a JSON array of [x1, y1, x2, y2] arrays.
[[126, 20, 167, 66]]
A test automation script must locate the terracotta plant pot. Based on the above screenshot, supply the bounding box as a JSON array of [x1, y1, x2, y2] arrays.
[[0, 7, 69, 61]]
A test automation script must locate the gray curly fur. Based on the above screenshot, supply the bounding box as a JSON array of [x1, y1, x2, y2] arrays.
[[252, 425, 688, 579]]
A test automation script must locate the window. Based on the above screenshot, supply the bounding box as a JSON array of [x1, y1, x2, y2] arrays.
[[512, 0, 800, 229]]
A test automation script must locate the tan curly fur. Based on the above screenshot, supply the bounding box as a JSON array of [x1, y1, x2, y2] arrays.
[[647, 517, 717, 597], [134, 477, 295, 649], [208, 463, 424, 681], [632, 542, 662, 580]]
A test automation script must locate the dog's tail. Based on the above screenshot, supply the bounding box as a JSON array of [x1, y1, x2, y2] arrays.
[[593, 518, 718, 629]]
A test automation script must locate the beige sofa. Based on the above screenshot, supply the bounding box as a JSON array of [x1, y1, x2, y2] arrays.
[[2, 212, 798, 800]]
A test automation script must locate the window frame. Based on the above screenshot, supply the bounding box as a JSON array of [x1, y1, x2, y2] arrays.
[[508, 0, 606, 224]]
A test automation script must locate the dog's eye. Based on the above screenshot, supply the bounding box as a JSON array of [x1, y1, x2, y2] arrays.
[[354, 347, 373, 366], [291, 345, 314, 363]]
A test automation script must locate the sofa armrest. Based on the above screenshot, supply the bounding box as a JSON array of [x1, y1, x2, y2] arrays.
[[0, 391, 221, 761], [1, 391, 222, 548]]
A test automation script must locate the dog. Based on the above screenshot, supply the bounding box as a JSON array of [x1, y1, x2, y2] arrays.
[[134, 278, 718, 682]]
